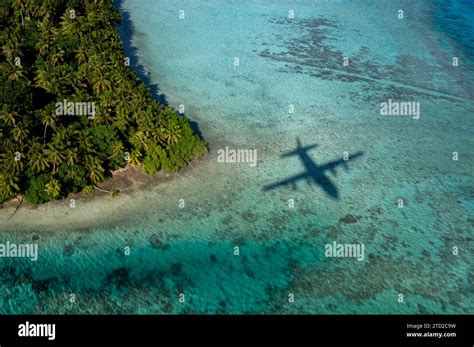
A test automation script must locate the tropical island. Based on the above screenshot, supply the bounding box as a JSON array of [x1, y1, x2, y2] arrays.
[[0, 0, 207, 206]]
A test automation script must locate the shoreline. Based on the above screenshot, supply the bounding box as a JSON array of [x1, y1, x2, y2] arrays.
[[0, 153, 208, 233]]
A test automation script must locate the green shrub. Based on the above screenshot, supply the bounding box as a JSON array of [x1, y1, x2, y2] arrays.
[[24, 174, 52, 205]]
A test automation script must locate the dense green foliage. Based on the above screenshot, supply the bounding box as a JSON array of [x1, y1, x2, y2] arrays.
[[0, 0, 207, 204]]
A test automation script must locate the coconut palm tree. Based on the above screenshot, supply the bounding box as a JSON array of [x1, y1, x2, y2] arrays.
[[0, 171, 20, 199], [2, 150, 24, 172], [131, 131, 151, 152], [36, 39, 49, 56], [44, 178, 61, 199], [0, 108, 17, 127], [75, 48, 87, 65], [34, 66, 52, 91], [164, 125, 182, 145], [2, 62, 27, 81], [64, 148, 78, 166], [44, 143, 64, 174], [40, 110, 57, 140], [26, 0, 42, 18], [12, 0, 26, 26], [105, 141, 124, 161], [38, 17, 53, 38], [2, 37, 23, 61], [128, 150, 142, 166], [60, 7, 77, 34], [47, 48, 65, 66], [37, 1, 54, 22], [85, 156, 105, 184], [11, 126, 29, 145], [29, 144, 49, 173], [91, 72, 112, 94]]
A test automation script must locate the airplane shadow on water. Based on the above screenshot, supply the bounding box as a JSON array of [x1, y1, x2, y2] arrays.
[[263, 138, 364, 199]]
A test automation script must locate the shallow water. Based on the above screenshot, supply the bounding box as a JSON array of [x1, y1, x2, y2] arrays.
[[1, 0, 473, 314]]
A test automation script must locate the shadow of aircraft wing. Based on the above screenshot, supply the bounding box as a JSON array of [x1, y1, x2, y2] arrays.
[[281, 144, 318, 158], [263, 172, 309, 191], [313, 173, 339, 199], [320, 151, 364, 174]]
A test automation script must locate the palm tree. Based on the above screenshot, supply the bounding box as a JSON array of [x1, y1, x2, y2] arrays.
[[28, 144, 49, 173], [85, 156, 105, 184], [12, 0, 26, 26], [40, 110, 57, 140], [77, 129, 95, 155], [163, 123, 182, 145], [59, 8, 75, 33], [26, 0, 42, 18], [44, 178, 61, 199], [2, 37, 23, 61], [131, 131, 150, 151], [89, 103, 112, 125], [44, 143, 65, 174], [91, 72, 112, 94], [0, 108, 17, 127], [2, 62, 27, 81], [3, 150, 24, 172], [128, 150, 142, 166], [113, 73, 129, 90], [0, 171, 20, 199], [47, 48, 65, 66], [36, 39, 49, 56], [105, 141, 124, 161], [38, 17, 53, 38], [34, 66, 52, 90], [64, 148, 78, 166], [11, 126, 29, 144], [75, 48, 87, 65], [37, 1, 54, 22], [35, 66, 61, 94]]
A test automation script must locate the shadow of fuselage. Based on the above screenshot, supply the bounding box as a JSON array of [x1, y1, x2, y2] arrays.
[[263, 138, 363, 199]]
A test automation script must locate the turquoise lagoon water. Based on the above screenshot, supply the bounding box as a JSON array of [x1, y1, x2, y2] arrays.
[[1, 0, 473, 314]]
